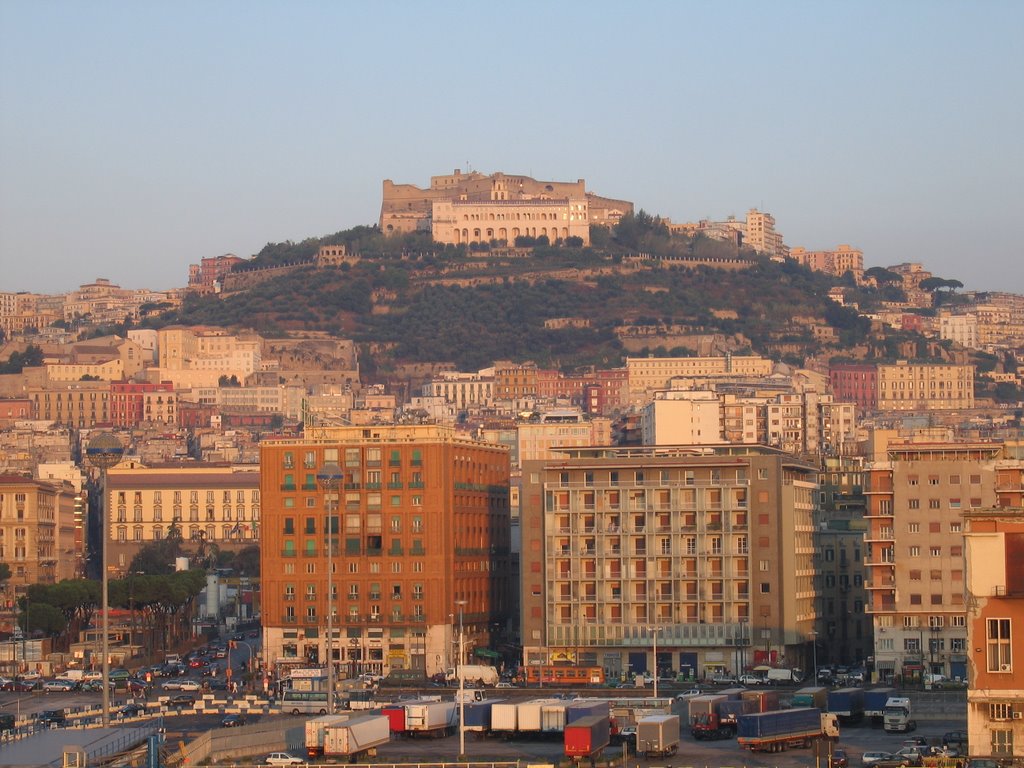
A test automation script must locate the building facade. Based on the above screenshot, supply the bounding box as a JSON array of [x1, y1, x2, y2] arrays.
[[0, 475, 79, 591], [863, 441, 1004, 684], [260, 425, 511, 680], [104, 463, 261, 575], [519, 445, 819, 682], [964, 507, 1024, 761]]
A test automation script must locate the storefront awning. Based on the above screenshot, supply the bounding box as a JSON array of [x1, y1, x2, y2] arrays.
[[473, 648, 502, 660]]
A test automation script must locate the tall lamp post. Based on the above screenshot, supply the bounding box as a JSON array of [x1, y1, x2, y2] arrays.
[[810, 630, 818, 686], [86, 432, 124, 728], [455, 599, 467, 758], [650, 626, 661, 699], [317, 461, 343, 715]]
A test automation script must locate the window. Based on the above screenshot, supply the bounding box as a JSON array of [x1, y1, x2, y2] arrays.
[[992, 729, 1013, 757], [928, 475, 939, 486], [908, 475, 919, 486], [988, 618, 1012, 672], [930, 547, 941, 557], [929, 499, 941, 509], [760, 582, 771, 594], [757, 468, 768, 480], [908, 522, 920, 533], [950, 521, 962, 533], [759, 559, 769, 572], [909, 546, 920, 557], [908, 499, 920, 510]]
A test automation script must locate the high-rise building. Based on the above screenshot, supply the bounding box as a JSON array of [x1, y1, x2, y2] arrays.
[[863, 441, 1005, 684], [260, 425, 511, 679], [520, 445, 818, 682]]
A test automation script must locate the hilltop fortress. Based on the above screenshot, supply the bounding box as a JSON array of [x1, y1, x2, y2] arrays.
[[379, 168, 634, 246]]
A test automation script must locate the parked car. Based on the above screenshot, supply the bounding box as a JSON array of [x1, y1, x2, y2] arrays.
[[38, 709, 67, 727], [3, 678, 39, 692], [264, 753, 304, 766], [168, 694, 196, 708], [943, 731, 969, 750], [862, 752, 895, 767], [118, 703, 147, 718], [162, 678, 201, 691], [675, 688, 703, 700], [43, 679, 77, 692], [221, 714, 247, 728], [711, 674, 739, 685], [207, 678, 229, 691], [494, 681, 515, 689], [830, 749, 849, 768], [738, 674, 764, 686]]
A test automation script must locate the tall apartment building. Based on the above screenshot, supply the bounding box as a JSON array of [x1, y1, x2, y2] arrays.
[[939, 313, 979, 349], [260, 425, 511, 679], [0, 475, 80, 591], [520, 445, 819, 681], [789, 245, 864, 281], [427, 372, 495, 410], [964, 507, 1024, 762], [743, 209, 787, 260], [863, 441, 1005, 684], [104, 463, 261, 574], [110, 382, 177, 427]]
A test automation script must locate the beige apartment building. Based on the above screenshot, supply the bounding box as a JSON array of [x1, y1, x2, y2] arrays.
[[743, 209, 787, 260], [938, 313, 979, 349], [0, 474, 80, 591], [520, 445, 819, 681], [626, 355, 774, 402], [789, 244, 864, 281], [104, 463, 261, 575], [863, 441, 1008, 684], [28, 381, 112, 428], [427, 372, 495, 411], [153, 327, 262, 388], [876, 361, 975, 411]]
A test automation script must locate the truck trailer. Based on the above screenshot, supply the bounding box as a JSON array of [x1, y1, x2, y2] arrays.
[[305, 714, 350, 757], [564, 714, 611, 761], [736, 708, 840, 753], [827, 688, 865, 724], [446, 664, 499, 686], [404, 700, 457, 738], [691, 698, 756, 740], [636, 714, 680, 758], [323, 715, 390, 762], [791, 686, 829, 709], [863, 688, 896, 725]]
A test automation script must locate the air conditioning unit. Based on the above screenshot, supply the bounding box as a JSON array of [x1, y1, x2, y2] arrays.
[[1000, 663, 1012, 672], [1013, 711, 1022, 720]]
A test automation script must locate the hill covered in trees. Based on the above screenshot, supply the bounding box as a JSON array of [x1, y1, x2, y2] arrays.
[[144, 214, 924, 372]]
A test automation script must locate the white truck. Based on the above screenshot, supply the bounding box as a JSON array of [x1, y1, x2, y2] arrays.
[[766, 668, 800, 685], [883, 696, 917, 733], [323, 715, 390, 760], [445, 664, 499, 686], [305, 714, 351, 757]]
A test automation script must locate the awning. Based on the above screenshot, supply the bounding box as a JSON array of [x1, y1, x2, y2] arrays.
[[473, 648, 502, 660], [753, 665, 772, 672]]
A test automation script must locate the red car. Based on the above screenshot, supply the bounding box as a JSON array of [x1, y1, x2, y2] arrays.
[[188, 658, 209, 669]]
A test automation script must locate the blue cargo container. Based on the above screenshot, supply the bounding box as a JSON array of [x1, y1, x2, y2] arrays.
[[737, 707, 822, 739], [463, 699, 502, 732], [565, 700, 610, 726], [827, 688, 865, 723]]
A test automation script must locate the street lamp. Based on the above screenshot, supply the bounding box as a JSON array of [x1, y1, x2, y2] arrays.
[[455, 599, 467, 758], [86, 431, 124, 728], [650, 626, 662, 699], [810, 630, 818, 686], [317, 461, 343, 715]]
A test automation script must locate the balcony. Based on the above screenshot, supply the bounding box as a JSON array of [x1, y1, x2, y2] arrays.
[[301, 483, 317, 491], [281, 549, 297, 557], [388, 482, 403, 489], [408, 482, 425, 489], [280, 484, 296, 492], [282, 615, 297, 623]]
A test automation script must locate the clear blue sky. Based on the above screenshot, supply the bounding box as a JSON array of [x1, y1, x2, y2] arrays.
[[1, 1, 1021, 294]]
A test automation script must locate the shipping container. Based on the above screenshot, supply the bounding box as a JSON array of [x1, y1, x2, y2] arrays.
[[305, 714, 350, 757], [564, 714, 611, 759], [491, 701, 519, 734], [323, 715, 390, 759], [740, 689, 780, 713], [463, 699, 502, 732], [636, 714, 679, 758], [827, 688, 865, 723], [404, 700, 457, 738], [736, 708, 839, 752], [791, 686, 829, 709]]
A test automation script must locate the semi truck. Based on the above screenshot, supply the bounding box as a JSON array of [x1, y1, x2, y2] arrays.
[[305, 714, 351, 757], [446, 664, 499, 686], [564, 714, 610, 761], [791, 686, 829, 709], [322, 715, 390, 761], [883, 697, 916, 733], [863, 688, 897, 725], [404, 700, 457, 738], [691, 698, 756, 740], [462, 699, 503, 733], [736, 708, 840, 753], [827, 688, 865, 724], [636, 714, 680, 758]]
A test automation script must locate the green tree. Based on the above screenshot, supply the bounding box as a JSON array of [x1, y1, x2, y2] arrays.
[[20, 602, 66, 637], [130, 539, 186, 575]]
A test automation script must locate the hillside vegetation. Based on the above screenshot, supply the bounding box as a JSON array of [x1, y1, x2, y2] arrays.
[[146, 215, 902, 372]]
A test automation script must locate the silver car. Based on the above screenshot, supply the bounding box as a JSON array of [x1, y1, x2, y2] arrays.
[[862, 752, 894, 767]]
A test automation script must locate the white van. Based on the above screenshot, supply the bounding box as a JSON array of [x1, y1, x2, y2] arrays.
[[766, 668, 800, 685]]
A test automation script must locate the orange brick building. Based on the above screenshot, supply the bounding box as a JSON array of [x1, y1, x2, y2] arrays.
[[260, 425, 511, 680], [964, 507, 1024, 761]]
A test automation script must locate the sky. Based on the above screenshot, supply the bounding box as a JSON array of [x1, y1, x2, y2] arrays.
[[1, 1, 1022, 295]]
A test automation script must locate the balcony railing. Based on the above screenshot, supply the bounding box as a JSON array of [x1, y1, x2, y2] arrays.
[[281, 549, 297, 557]]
